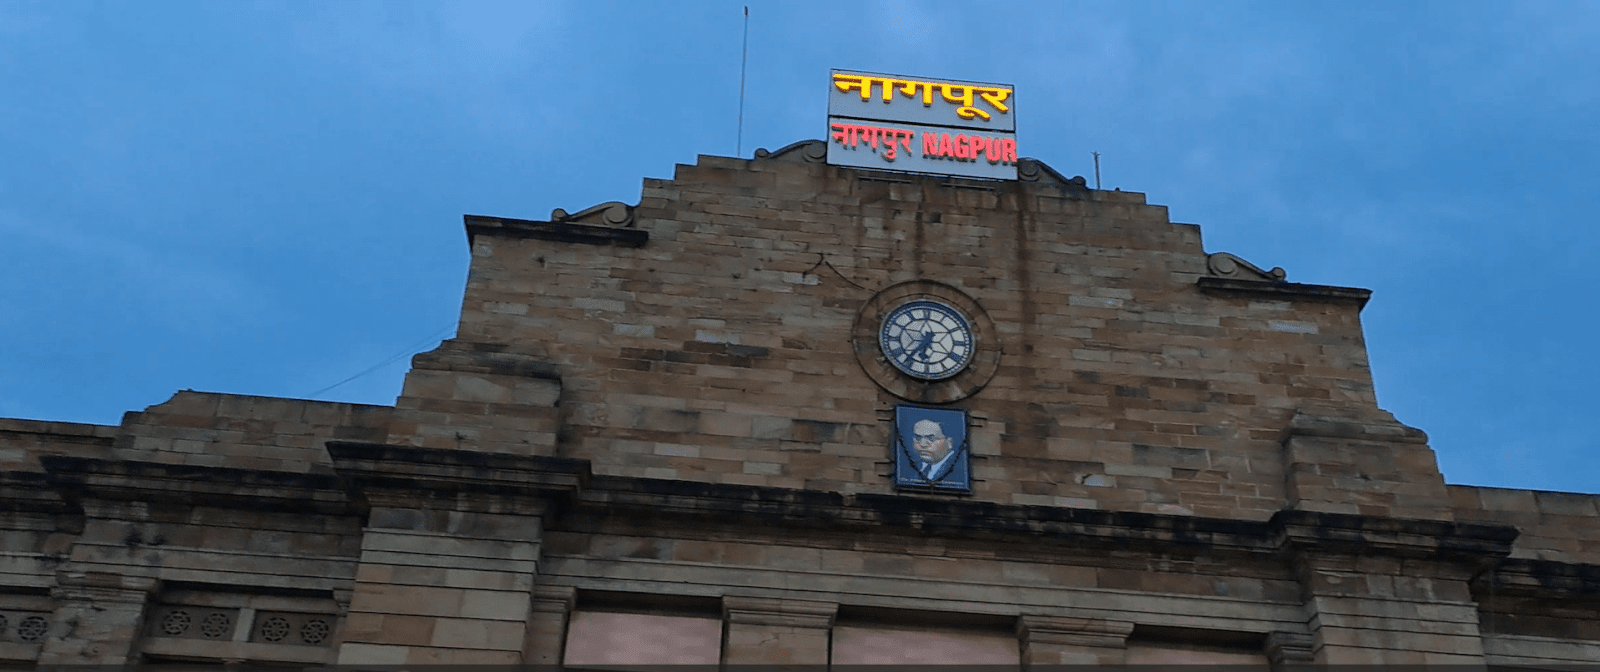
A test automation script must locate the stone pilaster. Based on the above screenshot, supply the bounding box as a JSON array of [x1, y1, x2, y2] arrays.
[[36, 571, 158, 664], [522, 584, 575, 664], [721, 596, 837, 665], [1299, 557, 1487, 664], [335, 505, 546, 665], [1265, 631, 1316, 669], [1277, 510, 1515, 664], [1016, 615, 1133, 665], [326, 441, 586, 666]]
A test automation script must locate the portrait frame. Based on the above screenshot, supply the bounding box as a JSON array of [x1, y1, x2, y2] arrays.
[[892, 405, 971, 492]]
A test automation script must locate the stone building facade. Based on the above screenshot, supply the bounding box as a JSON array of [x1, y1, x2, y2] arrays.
[[3, 140, 1598, 666]]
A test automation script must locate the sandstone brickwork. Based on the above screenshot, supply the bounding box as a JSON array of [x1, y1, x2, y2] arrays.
[[2, 143, 1596, 665]]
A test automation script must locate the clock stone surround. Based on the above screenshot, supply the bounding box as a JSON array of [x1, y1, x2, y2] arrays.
[[852, 280, 1000, 404]]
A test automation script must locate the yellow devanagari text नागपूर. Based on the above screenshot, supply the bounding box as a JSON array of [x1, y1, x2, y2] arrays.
[[832, 73, 1012, 122]]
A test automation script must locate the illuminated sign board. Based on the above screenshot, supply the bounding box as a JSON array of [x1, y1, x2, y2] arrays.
[[826, 69, 1017, 180]]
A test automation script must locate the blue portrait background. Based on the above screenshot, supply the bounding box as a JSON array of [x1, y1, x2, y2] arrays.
[[893, 405, 970, 491]]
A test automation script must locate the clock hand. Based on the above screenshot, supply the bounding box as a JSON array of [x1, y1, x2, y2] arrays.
[[914, 330, 935, 361]]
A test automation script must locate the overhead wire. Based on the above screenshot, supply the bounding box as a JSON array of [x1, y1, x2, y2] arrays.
[[304, 323, 456, 398]]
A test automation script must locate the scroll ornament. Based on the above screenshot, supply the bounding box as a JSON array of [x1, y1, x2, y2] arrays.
[[1016, 158, 1087, 188], [1206, 252, 1287, 282], [754, 139, 828, 163], [550, 201, 634, 228]]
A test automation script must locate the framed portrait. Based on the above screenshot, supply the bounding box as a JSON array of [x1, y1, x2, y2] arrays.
[[892, 405, 970, 492]]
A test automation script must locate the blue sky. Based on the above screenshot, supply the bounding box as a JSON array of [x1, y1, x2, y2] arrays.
[[3, 1, 1595, 493]]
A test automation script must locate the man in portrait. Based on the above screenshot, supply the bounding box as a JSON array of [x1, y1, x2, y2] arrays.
[[894, 406, 969, 491], [911, 419, 956, 479]]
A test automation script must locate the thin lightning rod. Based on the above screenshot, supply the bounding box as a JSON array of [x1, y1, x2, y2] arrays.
[[737, 6, 749, 157]]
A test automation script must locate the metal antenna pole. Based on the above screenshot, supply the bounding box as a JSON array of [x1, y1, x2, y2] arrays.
[[737, 6, 749, 157], [1092, 151, 1102, 190]]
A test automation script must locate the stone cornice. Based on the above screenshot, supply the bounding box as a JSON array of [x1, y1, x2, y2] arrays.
[[1270, 509, 1518, 562], [409, 343, 561, 380], [0, 471, 75, 516], [1286, 411, 1430, 444], [28, 450, 1525, 561], [37, 445, 1600, 602], [575, 473, 1520, 565], [464, 213, 648, 248], [37, 455, 352, 515], [324, 441, 588, 512], [1197, 276, 1373, 308], [51, 571, 159, 602], [1484, 557, 1600, 598], [32, 443, 591, 517]]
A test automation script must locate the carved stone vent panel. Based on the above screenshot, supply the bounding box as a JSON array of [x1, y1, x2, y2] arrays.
[[160, 609, 189, 636], [251, 611, 336, 647], [259, 616, 290, 642], [199, 612, 231, 639], [18, 615, 44, 642], [146, 605, 239, 640], [0, 611, 51, 643]]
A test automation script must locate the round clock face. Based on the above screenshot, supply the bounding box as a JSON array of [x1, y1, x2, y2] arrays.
[[879, 300, 975, 380]]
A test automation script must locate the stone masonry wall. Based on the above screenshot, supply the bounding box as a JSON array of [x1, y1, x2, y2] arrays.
[[3, 149, 1595, 666], [0, 393, 388, 664], [1450, 485, 1600, 564], [112, 391, 391, 473], [437, 152, 1430, 522]]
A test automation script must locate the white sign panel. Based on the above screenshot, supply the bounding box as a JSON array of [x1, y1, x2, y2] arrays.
[[826, 118, 1018, 180], [826, 69, 1018, 180]]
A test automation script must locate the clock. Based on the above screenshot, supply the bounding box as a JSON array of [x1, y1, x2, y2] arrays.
[[879, 300, 974, 380]]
